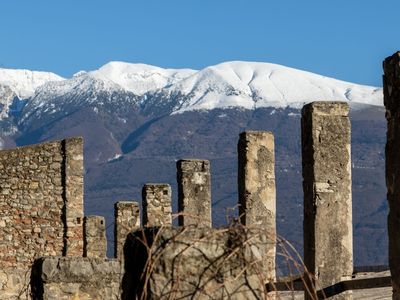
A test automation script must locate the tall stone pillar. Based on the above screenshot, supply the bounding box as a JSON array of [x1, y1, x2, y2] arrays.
[[238, 131, 276, 228], [63, 137, 84, 256], [237, 131, 276, 283], [177, 159, 211, 227], [114, 201, 140, 260], [301, 102, 353, 300], [383, 52, 400, 299], [84, 215, 107, 258], [142, 183, 172, 227]]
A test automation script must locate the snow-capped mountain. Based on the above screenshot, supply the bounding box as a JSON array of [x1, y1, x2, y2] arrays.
[[145, 61, 383, 113], [0, 61, 384, 124], [0, 68, 63, 99]]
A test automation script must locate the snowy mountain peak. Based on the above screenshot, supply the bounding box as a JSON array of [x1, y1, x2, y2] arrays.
[[0, 68, 64, 99], [157, 61, 383, 113], [90, 61, 196, 95], [73, 70, 87, 78]]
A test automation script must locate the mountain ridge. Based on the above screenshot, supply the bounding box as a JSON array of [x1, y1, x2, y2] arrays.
[[0, 61, 383, 116]]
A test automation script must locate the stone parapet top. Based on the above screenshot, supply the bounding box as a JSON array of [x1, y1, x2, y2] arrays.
[[144, 183, 170, 187], [239, 130, 274, 138], [177, 158, 210, 163], [115, 201, 139, 206], [0, 136, 82, 154], [301, 101, 349, 117], [85, 215, 104, 219], [177, 159, 210, 172]]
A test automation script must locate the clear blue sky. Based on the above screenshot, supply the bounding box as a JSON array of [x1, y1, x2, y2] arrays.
[[0, 0, 398, 86]]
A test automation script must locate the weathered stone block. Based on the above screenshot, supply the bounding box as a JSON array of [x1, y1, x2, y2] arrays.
[[84, 215, 107, 258], [31, 257, 121, 300], [177, 159, 211, 227], [301, 101, 353, 300], [237, 131, 276, 284], [114, 201, 140, 260], [238, 131, 276, 228], [142, 183, 172, 227], [123, 226, 275, 299]]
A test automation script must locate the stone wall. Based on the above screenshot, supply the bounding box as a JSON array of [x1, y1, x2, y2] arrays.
[[0, 138, 84, 299], [31, 257, 121, 300], [123, 226, 274, 299]]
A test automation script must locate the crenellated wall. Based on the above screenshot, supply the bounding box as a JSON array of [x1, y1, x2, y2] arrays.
[[0, 117, 347, 299], [0, 104, 359, 300]]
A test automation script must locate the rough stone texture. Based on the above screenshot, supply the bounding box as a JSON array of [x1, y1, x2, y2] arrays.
[[114, 201, 140, 260], [177, 159, 211, 227], [238, 131, 276, 228], [123, 226, 275, 299], [0, 269, 33, 300], [63, 138, 84, 256], [31, 256, 121, 300], [301, 102, 353, 300], [237, 131, 276, 283], [0, 138, 84, 299], [383, 51, 400, 300], [84, 216, 107, 258], [142, 183, 172, 227]]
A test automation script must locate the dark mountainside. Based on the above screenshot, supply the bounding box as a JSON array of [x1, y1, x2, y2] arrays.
[[5, 100, 387, 266]]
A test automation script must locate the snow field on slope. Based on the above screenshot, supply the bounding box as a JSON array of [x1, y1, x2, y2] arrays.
[[165, 61, 382, 113], [91, 61, 197, 96]]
